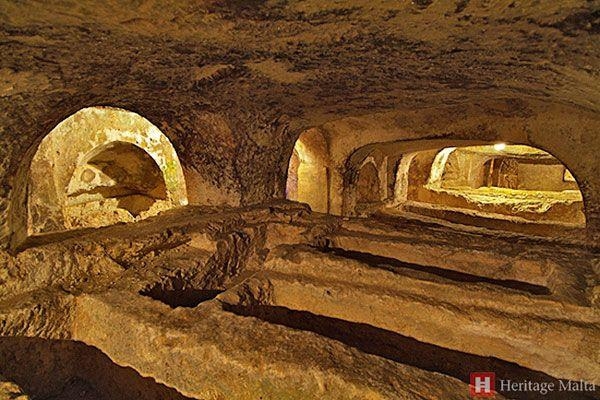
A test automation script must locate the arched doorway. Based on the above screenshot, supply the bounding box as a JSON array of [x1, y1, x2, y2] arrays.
[[356, 161, 382, 204], [10, 106, 188, 247], [285, 129, 330, 213], [391, 143, 585, 234], [286, 149, 300, 201]]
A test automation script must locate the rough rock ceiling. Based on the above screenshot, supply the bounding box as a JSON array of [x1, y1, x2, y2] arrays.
[[1, 0, 599, 123], [1, 0, 599, 246]]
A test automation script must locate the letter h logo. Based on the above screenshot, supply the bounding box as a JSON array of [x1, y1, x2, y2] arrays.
[[470, 372, 495, 397]]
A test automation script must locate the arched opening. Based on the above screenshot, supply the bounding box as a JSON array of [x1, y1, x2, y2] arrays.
[[284, 126, 588, 237], [10, 106, 188, 247], [285, 129, 330, 213], [352, 158, 385, 216], [64, 141, 170, 229], [388, 143, 585, 235], [356, 161, 381, 204], [285, 149, 300, 202], [306, 134, 589, 236]]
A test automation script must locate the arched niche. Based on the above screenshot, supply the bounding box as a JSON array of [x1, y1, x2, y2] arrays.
[[392, 142, 586, 230], [285, 129, 330, 213], [10, 106, 187, 247], [356, 160, 382, 204], [286, 149, 301, 202], [339, 150, 389, 216]]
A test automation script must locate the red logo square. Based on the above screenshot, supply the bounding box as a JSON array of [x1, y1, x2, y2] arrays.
[[470, 372, 496, 397]]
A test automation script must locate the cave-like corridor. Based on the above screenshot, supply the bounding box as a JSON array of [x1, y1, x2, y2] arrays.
[[1, 1, 600, 399]]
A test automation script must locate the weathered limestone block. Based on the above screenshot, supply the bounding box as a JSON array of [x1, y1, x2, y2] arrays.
[[0, 290, 75, 339], [329, 228, 554, 287], [0, 243, 124, 302], [232, 245, 600, 386], [72, 290, 480, 400]]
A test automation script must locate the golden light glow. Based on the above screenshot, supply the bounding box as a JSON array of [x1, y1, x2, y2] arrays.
[[286, 132, 329, 213], [493, 142, 507, 151], [293, 139, 313, 163], [417, 144, 585, 226], [427, 147, 456, 187]]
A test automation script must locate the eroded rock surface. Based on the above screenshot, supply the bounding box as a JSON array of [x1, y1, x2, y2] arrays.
[[0, 204, 598, 399], [2, 1, 600, 244], [1, 1, 600, 398]]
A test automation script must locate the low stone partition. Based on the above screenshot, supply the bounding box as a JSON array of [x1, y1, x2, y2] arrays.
[[220, 245, 600, 389]]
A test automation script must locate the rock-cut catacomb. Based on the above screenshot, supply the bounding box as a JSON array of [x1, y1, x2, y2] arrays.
[[0, 1, 599, 400]]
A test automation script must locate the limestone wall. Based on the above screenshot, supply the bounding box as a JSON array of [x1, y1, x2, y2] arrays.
[[2, 1, 600, 246]]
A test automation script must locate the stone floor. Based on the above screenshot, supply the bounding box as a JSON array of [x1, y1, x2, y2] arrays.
[[0, 202, 598, 399]]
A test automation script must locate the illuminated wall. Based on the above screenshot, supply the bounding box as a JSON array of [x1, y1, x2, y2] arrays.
[[286, 129, 329, 213], [10, 107, 188, 247], [394, 144, 585, 226]]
